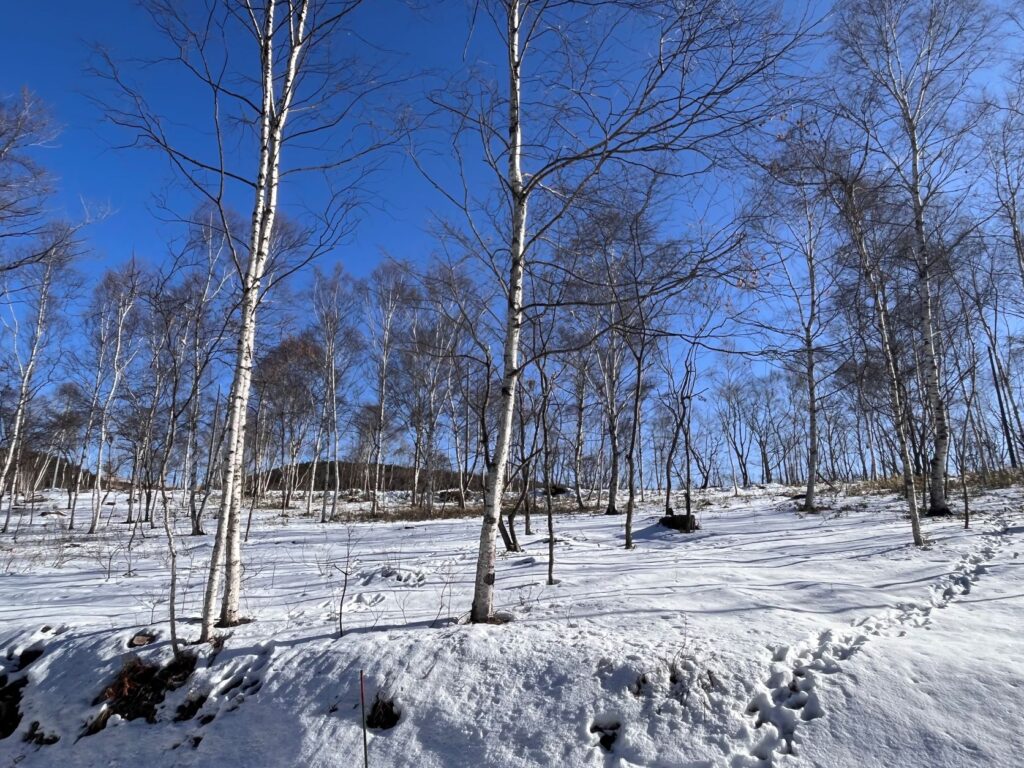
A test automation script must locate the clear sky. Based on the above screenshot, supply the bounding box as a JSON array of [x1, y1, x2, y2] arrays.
[[0, 1, 477, 281], [1, 0, 832, 291]]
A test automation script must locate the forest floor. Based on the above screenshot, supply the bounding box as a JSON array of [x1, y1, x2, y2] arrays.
[[0, 484, 1021, 767]]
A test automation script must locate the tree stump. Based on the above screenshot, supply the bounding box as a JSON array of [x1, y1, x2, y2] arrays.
[[660, 512, 697, 533]]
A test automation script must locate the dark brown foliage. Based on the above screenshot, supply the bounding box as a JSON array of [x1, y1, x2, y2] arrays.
[[83, 653, 196, 736]]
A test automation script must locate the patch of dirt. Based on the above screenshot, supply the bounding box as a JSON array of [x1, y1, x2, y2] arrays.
[[83, 653, 197, 736], [24, 720, 59, 745], [366, 693, 400, 730], [0, 676, 28, 739]]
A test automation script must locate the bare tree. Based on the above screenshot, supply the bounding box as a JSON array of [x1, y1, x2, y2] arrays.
[[746, 124, 841, 510], [86, 266, 140, 535], [0, 234, 69, 533], [360, 260, 416, 515], [312, 264, 362, 522], [422, 0, 805, 621], [833, 0, 993, 515], [822, 149, 925, 545], [98, 0, 395, 638], [0, 91, 59, 276]]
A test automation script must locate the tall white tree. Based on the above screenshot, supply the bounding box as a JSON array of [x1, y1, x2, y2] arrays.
[[833, 0, 993, 515], [0, 234, 69, 533], [101, 0, 393, 639], [427, 0, 806, 622]]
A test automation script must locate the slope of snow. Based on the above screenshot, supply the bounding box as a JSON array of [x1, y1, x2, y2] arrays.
[[796, 505, 1024, 768], [0, 486, 1021, 767]]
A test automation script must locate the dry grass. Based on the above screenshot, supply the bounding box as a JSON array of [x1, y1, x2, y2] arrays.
[[83, 653, 197, 736]]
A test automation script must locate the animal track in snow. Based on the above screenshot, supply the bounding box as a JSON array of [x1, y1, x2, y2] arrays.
[[346, 592, 387, 610], [358, 565, 427, 588], [171, 644, 274, 749], [731, 512, 1012, 767], [589, 715, 621, 751]]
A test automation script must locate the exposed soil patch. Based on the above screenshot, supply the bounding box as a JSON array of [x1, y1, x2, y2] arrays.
[[0, 676, 28, 739], [83, 653, 197, 736], [24, 720, 59, 745], [366, 693, 400, 730]]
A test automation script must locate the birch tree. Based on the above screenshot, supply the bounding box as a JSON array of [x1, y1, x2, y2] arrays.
[[746, 125, 839, 510], [66, 267, 137, 528], [312, 264, 362, 522], [822, 149, 925, 545], [833, 0, 993, 515], [360, 261, 416, 516], [426, 0, 804, 622], [87, 269, 139, 535], [0, 235, 68, 533], [100, 0, 391, 639], [0, 91, 58, 277]]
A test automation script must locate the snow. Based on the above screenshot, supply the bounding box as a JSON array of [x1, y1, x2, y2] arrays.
[[797, 510, 1024, 768], [1, 486, 1021, 767]]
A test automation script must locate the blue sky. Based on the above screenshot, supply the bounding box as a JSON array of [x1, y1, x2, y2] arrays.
[[0, 1, 478, 281], [1, 0, 832, 292]]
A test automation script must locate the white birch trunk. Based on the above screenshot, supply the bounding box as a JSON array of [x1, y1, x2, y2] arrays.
[[202, 0, 310, 639], [847, 197, 924, 545], [0, 261, 53, 534], [906, 128, 950, 514], [87, 289, 134, 534], [470, 0, 525, 623]]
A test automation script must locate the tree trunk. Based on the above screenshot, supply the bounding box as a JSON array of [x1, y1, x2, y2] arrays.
[[470, 0, 525, 624], [573, 380, 586, 510], [624, 348, 644, 549], [202, 0, 311, 639], [0, 260, 53, 534], [804, 328, 818, 510]]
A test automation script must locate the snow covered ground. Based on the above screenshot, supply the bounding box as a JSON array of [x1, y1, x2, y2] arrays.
[[0, 485, 1021, 767]]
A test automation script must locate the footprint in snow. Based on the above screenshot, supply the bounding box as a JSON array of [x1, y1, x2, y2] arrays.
[[731, 511, 1013, 766], [359, 565, 426, 588], [348, 592, 386, 610], [589, 714, 621, 752]]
